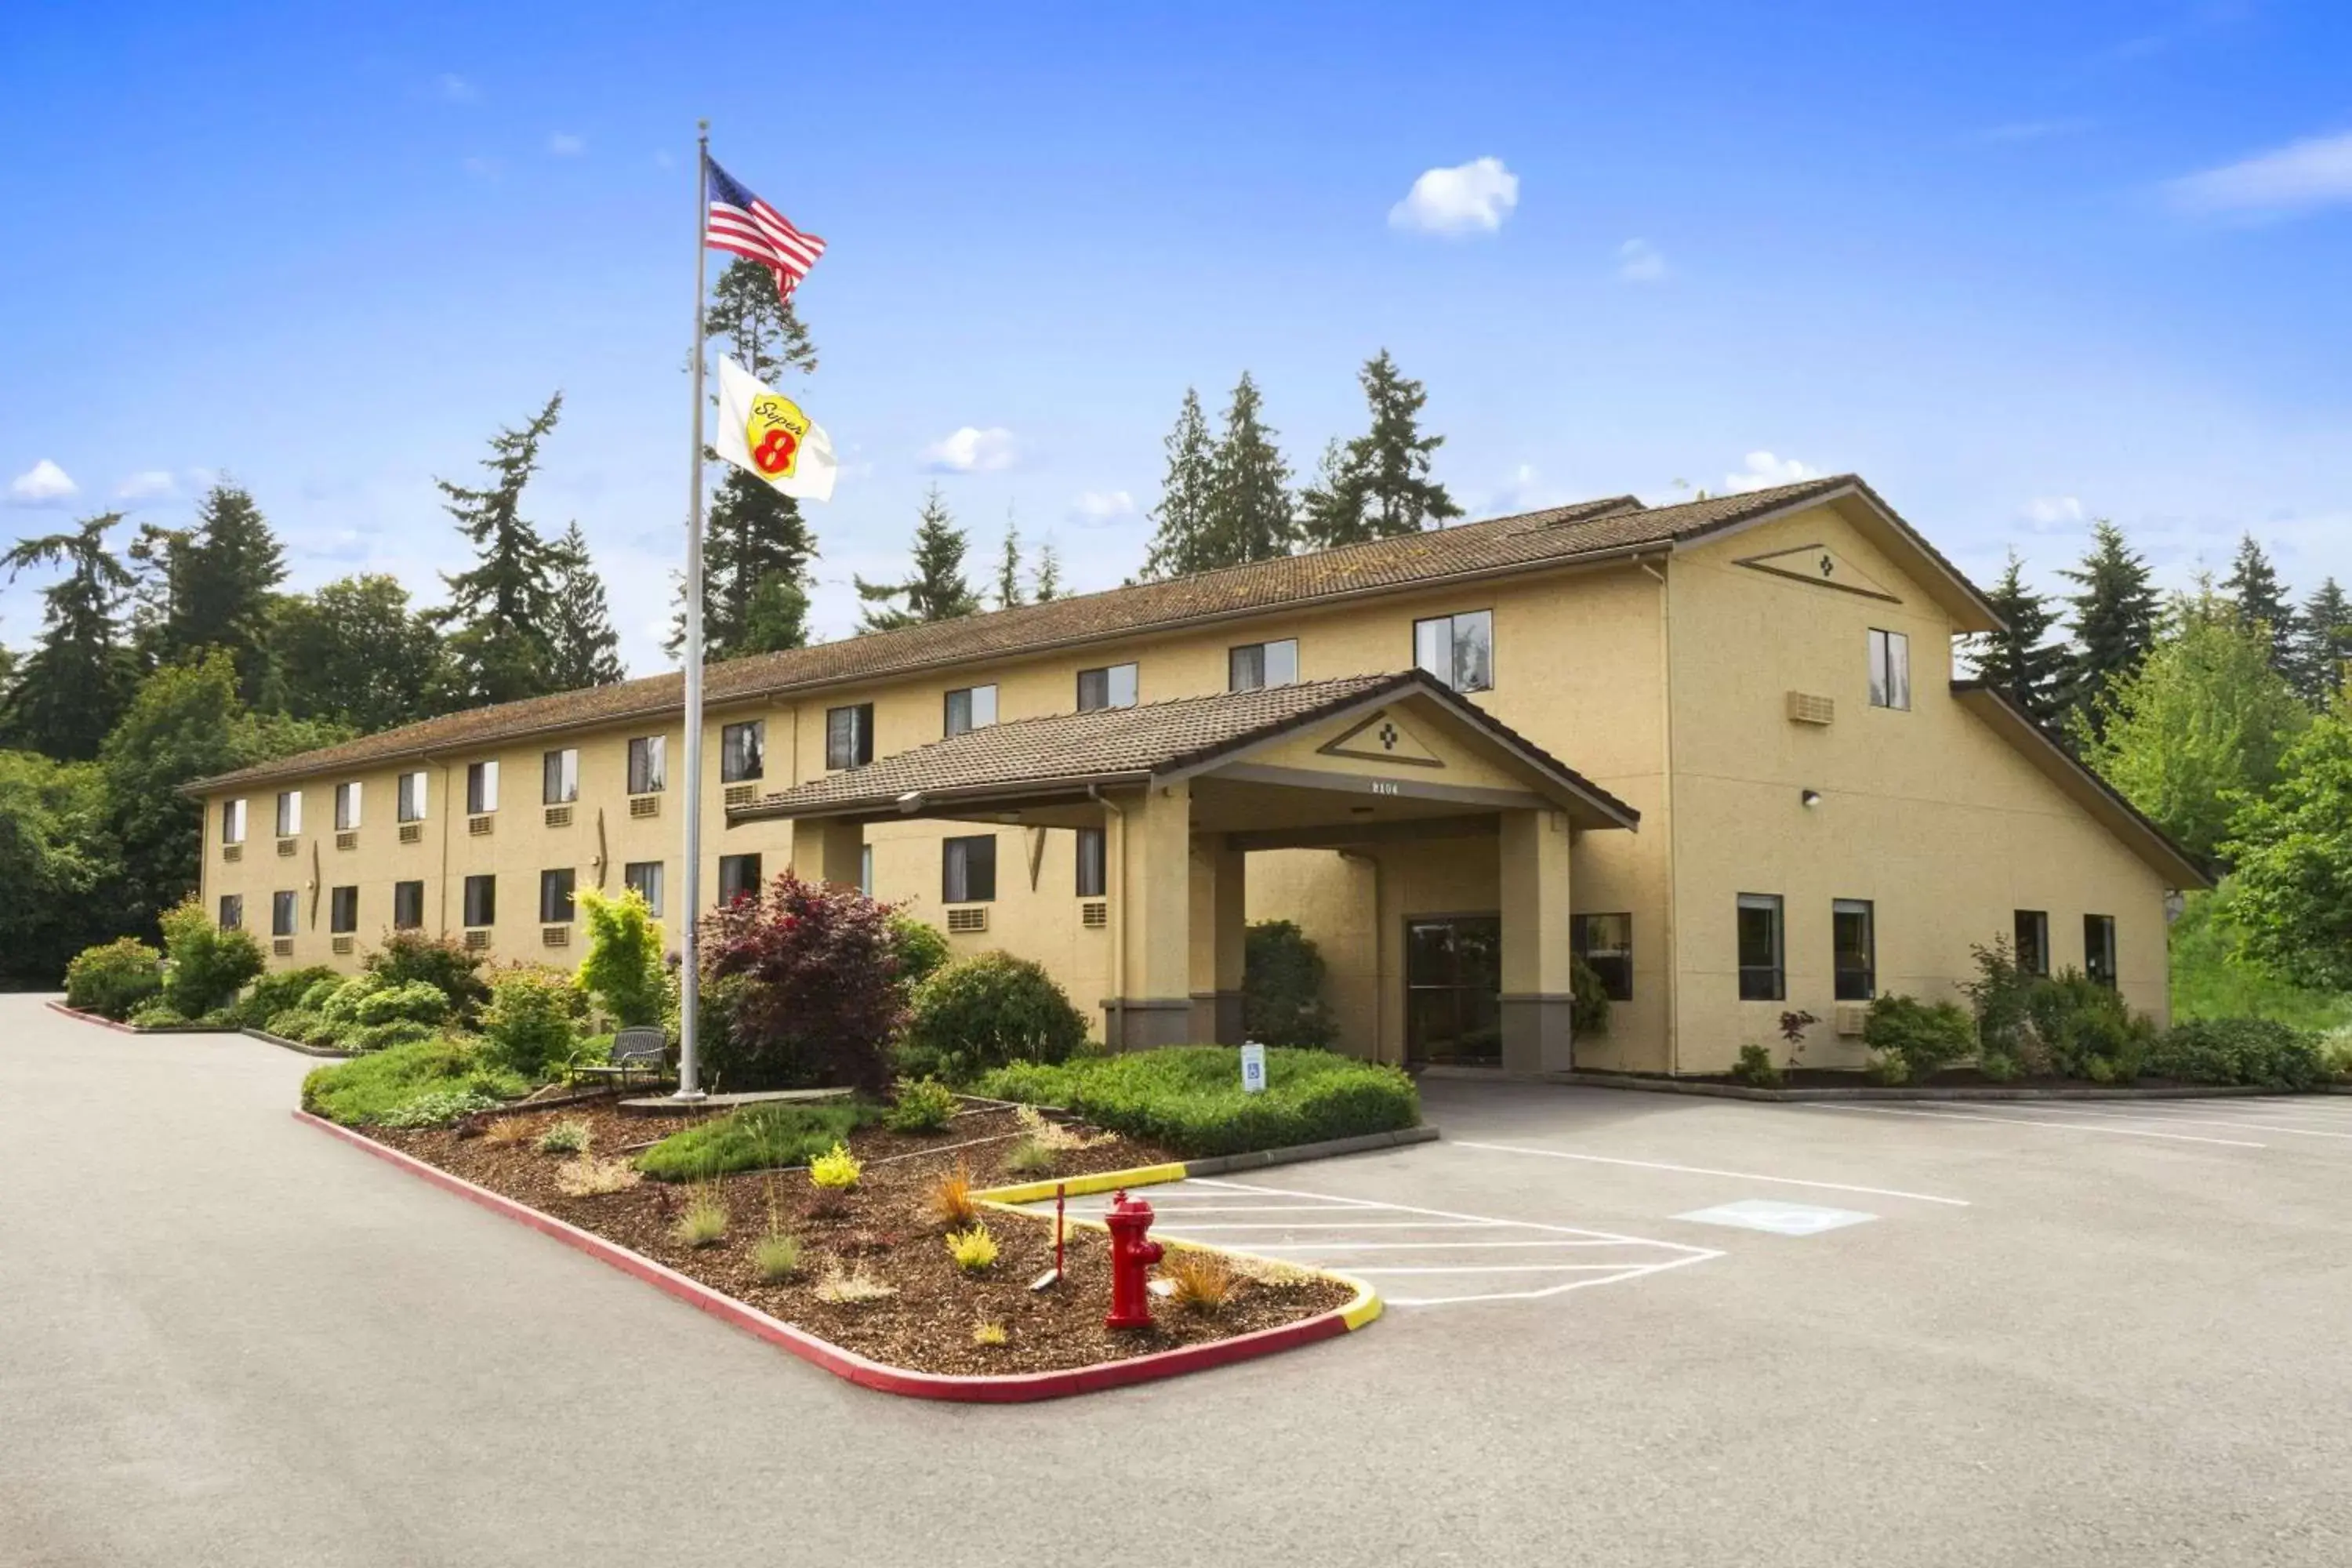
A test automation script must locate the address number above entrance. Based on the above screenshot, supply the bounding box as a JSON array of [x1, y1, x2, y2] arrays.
[[1318, 710, 1446, 769]]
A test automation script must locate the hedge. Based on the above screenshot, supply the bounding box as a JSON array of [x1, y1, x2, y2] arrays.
[[300, 1037, 528, 1127], [635, 1099, 878, 1181], [973, 1046, 1420, 1158]]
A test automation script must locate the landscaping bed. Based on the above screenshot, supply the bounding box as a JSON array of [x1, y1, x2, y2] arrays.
[[358, 1097, 1355, 1377]]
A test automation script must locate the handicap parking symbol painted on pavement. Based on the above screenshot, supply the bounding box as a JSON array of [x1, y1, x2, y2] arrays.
[[1674, 1199, 1878, 1236]]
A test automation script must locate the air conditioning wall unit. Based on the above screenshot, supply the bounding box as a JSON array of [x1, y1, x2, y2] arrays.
[[1786, 691, 1835, 726], [946, 906, 989, 935]]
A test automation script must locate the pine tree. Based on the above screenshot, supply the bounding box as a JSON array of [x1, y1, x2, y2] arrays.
[[706, 256, 818, 384], [737, 576, 811, 653], [2294, 577, 2352, 710], [429, 393, 567, 707], [546, 522, 626, 689], [855, 487, 982, 631], [166, 482, 286, 702], [1298, 349, 1461, 549], [994, 519, 1025, 610], [2220, 532, 2298, 679], [0, 513, 137, 760], [1965, 551, 2069, 726], [1032, 539, 1065, 602], [274, 575, 445, 733], [1206, 371, 1294, 567], [2059, 519, 2161, 742], [1141, 388, 1218, 579]]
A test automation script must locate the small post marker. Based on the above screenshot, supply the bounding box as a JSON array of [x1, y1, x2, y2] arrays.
[[1029, 1181, 1067, 1291], [1240, 1040, 1268, 1095]]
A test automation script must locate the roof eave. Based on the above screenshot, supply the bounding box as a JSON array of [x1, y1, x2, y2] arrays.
[[728, 769, 1156, 825]]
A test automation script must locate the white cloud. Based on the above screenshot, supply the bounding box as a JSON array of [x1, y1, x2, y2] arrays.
[[1722, 452, 1821, 493], [437, 73, 478, 103], [1617, 238, 1666, 282], [114, 470, 176, 499], [1477, 463, 1576, 518], [2022, 495, 2085, 526], [1069, 490, 1137, 527], [2167, 130, 2352, 217], [7, 459, 78, 505], [547, 132, 586, 157], [1388, 157, 1519, 236], [922, 426, 1018, 473]]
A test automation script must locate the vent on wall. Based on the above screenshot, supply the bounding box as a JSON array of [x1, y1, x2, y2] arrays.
[[223, 844, 243, 862], [629, 795, 661, 818], [946, 906, 989, 935], [545, 805, 573, 829], [1834, 1004, 1870, 1037], [542, 925, 570, 947], [469, 815, 494, 837], [399, 823, 423, 844], [335, 831, 358, 851], [277, 837, 299, 857], [1786, 691, 1835, 726], [724, 784, 756, 807], [271, 938, 294, 957], [1080, 901, 1108, 929], [463, 929, 491, 951], [331, 935, 354, 956]]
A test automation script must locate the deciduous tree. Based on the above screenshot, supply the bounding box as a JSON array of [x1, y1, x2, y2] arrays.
[[0, 513, 137, 760], [2223, 713, 2352, 989], [274, 575, 445, 733]]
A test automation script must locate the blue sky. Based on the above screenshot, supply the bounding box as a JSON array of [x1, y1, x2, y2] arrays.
[[5, 1, 2351, 673]]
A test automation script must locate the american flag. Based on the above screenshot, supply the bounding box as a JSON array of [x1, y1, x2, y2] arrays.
[[705, 157, 826, 301]]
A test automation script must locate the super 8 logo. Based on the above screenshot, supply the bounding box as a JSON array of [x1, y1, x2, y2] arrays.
[[746, 391, 811, 477]]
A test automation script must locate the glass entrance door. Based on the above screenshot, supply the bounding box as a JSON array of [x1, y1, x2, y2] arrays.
[[1405, 915, 1502, 1066]]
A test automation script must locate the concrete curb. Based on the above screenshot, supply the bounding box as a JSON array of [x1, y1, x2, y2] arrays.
[[973, 1124, 1439, 1208], [244, 1027, 354, 1059], [45, 1000, 139, 1033], [295, 1110, 1375, 1402], [1544, 1070, 2352, 1102]]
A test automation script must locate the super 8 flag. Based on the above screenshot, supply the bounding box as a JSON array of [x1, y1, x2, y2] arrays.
[[706, 157, 826, 302], [714, 356, 837, 502]]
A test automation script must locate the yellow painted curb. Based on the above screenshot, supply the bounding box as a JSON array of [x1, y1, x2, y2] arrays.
[[975, 1160, 1189, 1207]]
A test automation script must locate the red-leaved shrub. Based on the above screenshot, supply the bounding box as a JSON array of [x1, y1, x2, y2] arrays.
[[699, 869, 905, 1094]]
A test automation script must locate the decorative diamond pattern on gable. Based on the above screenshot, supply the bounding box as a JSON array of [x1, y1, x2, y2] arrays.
[[1316, 709, 1446, 769], [1735, 543, 1901, 604]]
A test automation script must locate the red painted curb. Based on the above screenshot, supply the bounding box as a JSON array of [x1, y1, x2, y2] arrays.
[[293, 1110, 1358, 1402], [46, 1000, 139, 1034]]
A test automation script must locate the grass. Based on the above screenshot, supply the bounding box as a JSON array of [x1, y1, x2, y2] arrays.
[[971, 1319, 1007, 1347], [481, 1116, 537, 1146], [672, 1183, 729, 1248], [2170, 889, 2352, 1033], [943, 1223, 999, 1272], [536, 1118, 590, 1155], [300, 1037, 529, 1127], [753, 1230, 801, 1281], [633, 1099, 877, 1182], [926, 1161, 979, 1229], [554, 1156, 641, 1196], [1000, 1138, 1057, 1177], [975, 1046, 1420, 1158], [1159, 1247, 1241, 1313], [812, 1261, 895, 1304]]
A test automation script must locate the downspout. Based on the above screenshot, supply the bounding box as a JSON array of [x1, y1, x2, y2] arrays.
[[1339, 848, 1385, 1066], [1089, 783, 1128, 1049], [1639, 557, 1679, 1077]]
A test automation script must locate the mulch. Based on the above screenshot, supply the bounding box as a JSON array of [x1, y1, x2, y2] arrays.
[[367, 1098, 1352, 1377]]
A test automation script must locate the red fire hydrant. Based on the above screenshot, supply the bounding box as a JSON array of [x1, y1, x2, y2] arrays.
[[1103, 1189, 1163, 1330]]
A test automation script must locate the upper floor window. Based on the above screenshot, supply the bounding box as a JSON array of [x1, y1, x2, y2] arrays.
[[943, 833, 998, 904], [1833, 898, 1876, 1001], [1076, 827, 1107, 898], [826, 705, 874, 771], [1077, 662, 1138, 713], [627, 735, 666, 795], [722, 720, 765, 783], [334, 781, 362, 831], [1229, 638, 1299, 693], [221, 798, 248, 845], [1414, 610, 1494, 693], [330, 885, 359, 935], [1737, 893, 1784, 1001], [466, 760, 499, 815], [397, 771, 427, 823], [1867, 628, 1911, 710], [1573, 913, 1633, 1002], [275, 789, 303, 837], [2014, 909, 2050, 978], [271, 890, 298, 937], [2085, 914, 2118, 989], [944, 684, 998, 737], [543, 747, 579, 804]]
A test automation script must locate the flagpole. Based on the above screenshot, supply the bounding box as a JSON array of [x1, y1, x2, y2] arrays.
[[673, 119, 712, 1104]]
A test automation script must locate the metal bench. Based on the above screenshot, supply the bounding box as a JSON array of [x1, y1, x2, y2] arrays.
[[567, 1025, 670, 1089]]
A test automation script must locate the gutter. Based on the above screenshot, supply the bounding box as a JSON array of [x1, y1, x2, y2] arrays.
[[729, 770, 1156, 826]]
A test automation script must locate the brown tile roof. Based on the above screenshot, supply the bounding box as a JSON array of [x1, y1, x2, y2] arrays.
[[192, 474, 1870, 793], [730, 670, 1639, 828]]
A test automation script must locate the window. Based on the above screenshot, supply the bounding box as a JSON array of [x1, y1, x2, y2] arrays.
[[1229, 638, 1299, 693], [463, 874, 496, 928], [943, 684, 998, 737], [623, 860, 665, 916], [2085, 914, 2118, 989], [825, 705, 873, 770], [1833, 898, 1876, 1001], [275, 789, 303, 837], [397, 771, 427, 823], [539, 868, 576, 924], [626, 736, 666, 794], [1076, 827, 1107, 898], [221, 798, 247, 844], [1413, 610, 1494, 693], [721, 720, 765, 782], [1737, 894, 1785, 1001], [1076, 662, 1138, 712], [1572, 913, 1633, 1002], [331, 885, 359, 935], [271, 890, 298, 938], [2014, 909, 2050, 978], [943, 834, 998, 904], [393, 880, 425, 931], [333, 782, 362, 831], [466, 760, 499, 815], [218, 895, 243, 931], [859, 845, 873, 898], [1867, 628, 1911, 711], [718, 853, 764, 904], [543, 747, 579, 804]]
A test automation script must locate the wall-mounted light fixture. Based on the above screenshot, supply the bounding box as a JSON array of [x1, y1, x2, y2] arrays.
[[1800, 789, 1824, 809]]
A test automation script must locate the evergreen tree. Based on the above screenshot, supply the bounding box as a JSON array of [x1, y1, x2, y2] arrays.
[[546, 522, 627, 689], [2293, 577, 2352, 710], [994, 519, 1025, 610], [855, 487, 982, 631], [2220, 532, 2298, 678], [1033, 539, 1065, 602], [167, 482, 286, 702], [1965, 551, 2068, 726], [1206, 371, 1294, 567], [1298, 349, 1461, 549], [274, 575, 445, 733], [2058, 519, 2160, 742], [0, 513, 137, 760], [706, 256, 818, 384], [737, 575, 811, 654], [1141, 387, 1218, 579], [429, 393, 567, 708]]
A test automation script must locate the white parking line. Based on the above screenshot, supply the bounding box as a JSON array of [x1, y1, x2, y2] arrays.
[[1801, 1102, 2267, 1148], [1454, 1141, 1972, 1207], [1935, 1102, 2352, 1142]]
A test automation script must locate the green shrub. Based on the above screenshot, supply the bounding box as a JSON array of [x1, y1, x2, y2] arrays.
[[65, 938, 164, 1019], [2145, 1018, 2328, 1090], [158, 900, 265, 1018], [354, 980, 450, 1028], [265, 1007, 327, 1044], [1864, 994, 1976, 1080], [1864, 1052, 1912, 1086], [576, 886, 666, 1026], [346, 1019, 438, 1054], [884, 1076, 958, 1133], [364, 930, 490, 1018], [320, 973, 385, 1025], [479, 966, 586, 1078], [235, 965, 340, 1029], [635, 1099, 878, 1182], [888, 914, 952, 995], [1729, 1044, 1782, 1087], [1002, 1137, 1056, 1176], [301, 1036, 528, 1127], [300, 976, 347, 1013], [537, 1118, 591, 1154], [897, 952, 1089, 1083], [975, 1046, 1420, 1159], [1570, 953, 1612, 1038], [1243, 920, 1337, 1049], [2325, 1028, 2352, 1084], [129, 1000, 191, 1029], [2024, 971, 2153, 1080], [377, 1088, 506, 1128], [1979, 1052, 2023, 1083]]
